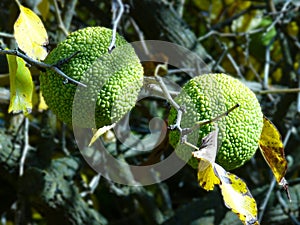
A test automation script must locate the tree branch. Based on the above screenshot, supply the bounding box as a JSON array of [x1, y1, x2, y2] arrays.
[[0, 48, 86, 87], [108, 0, 124, 52]]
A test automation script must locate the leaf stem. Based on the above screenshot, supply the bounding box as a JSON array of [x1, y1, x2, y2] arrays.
[[15, 0, 21, 7]]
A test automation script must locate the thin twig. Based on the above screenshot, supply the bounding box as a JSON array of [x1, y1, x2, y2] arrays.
[[192, 104, 240, 130], [275, 191, 299, 224], [143, 82, 179, 99], [258, 178, 276, 223], [53, 0, 69, 37], [255, 88, 300, 95], [181, 104, 239, 149], [62, 0, 78, 31], [198, 28, 265, 42], [19, 117, 29, 176], [61, 123, 70, 155], [0, 48, 86, 87], [149, 64, 185, 132], [227, 52, 244, 80], [263, 41, 271, 89], [0, 32, 14, 39], [80, 174, 101, 197], [130, 18, 149, 55], [174, 0, 185, 18], [154, 65, 181, 112], [215, 38, 244, 79], [265, 0, 292, 34], [108, 0, 124, 52], [211, 4, 264, 30], [212, 42, 227, 72], [183, 140, 199, 150]]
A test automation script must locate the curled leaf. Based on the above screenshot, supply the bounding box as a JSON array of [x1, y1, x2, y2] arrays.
[[259, 117, 289, 191], [14, 4, 48, 60], [192, 128, 259, 224], [89, 123, 116, 147], [192, 128, 220, 190], [193, 158, 220, 191], [7, 55, 33, 114], [214, 164, 259, 225]]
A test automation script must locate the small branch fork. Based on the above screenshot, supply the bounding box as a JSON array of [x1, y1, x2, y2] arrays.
[[152, 63, 239, 150], [108, 0, 124, 53], [0, 48, 86, 87]]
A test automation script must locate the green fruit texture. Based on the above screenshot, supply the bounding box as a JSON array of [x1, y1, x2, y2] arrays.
[[168, 73, 263, 170], [40, 26, 143, 128]]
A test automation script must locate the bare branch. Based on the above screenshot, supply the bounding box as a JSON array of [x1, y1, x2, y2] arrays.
[[108, 0, 124, 53], [173, 0, 185, 18], [198, 28, 265, 42], [130, 18, 149, 55], [0, 48, 87, 87], [19, 117, 29, 176], [265, 0, 292, 34], [0, 32, 14, 39], [255, 88, 300, 95], [62, 0, 78, 31], [53, 0, 69, 37]]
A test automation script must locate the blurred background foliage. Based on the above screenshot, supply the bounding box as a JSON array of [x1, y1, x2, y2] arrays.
[[0, 0, 300, 224]]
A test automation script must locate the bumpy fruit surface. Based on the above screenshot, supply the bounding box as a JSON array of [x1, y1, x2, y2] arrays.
[[40, 27, 143, 128], [168, 73, 263, 170]]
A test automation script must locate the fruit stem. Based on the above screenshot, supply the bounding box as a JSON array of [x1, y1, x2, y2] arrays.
[[191, 104, 240, 131]]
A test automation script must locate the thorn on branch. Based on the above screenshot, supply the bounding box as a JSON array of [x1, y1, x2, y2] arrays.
[[55, 51, 80, 67], [195, 103, 240, 127], [179, 105, 239, 150]]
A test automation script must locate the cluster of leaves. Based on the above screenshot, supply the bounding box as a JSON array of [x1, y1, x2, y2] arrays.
[[191, 117, 288, 225], [0, 0, 299, 225], [7, 0, 48, 115]]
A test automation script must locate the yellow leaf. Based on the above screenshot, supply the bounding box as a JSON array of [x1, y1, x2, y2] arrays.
[[14, 4, 48, 60], [89, 123, 116, 147], [287, 21, 299, 37], [193, 158, 220, 191], [259, 116, 287, 183], [192, 128, 220, 190], [7, 55, 33, 115], [215, 164, 259, 225], [38, 90, 48, 111]]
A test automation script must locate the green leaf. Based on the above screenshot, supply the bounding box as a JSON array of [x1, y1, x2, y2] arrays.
[[7, 55, 33, 115]]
